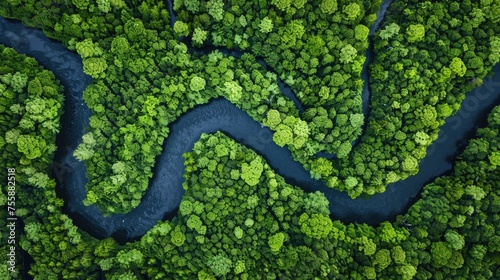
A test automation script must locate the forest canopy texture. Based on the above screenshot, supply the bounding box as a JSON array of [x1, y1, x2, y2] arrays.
[[1, 0, 500, 279]]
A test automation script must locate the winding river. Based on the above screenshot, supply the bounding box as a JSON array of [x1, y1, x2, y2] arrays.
[[1, 0, 500, 241]]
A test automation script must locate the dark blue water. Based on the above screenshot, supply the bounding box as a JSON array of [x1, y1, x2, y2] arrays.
[[2, 0, 500, 240]]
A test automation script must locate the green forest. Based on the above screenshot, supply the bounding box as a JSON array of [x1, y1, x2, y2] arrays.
[[1, 0, 499, 279]]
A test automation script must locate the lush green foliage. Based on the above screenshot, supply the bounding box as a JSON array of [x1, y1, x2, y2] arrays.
[[1, 0, 500, 278], [0, 45, 101, 279]]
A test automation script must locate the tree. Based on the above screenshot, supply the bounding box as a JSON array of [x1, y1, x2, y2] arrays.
[[187, 215, 206, 235], [273, 125, 293, 147], [271, 0, 291, 11], [414, 131, 430, 145], [192, 28, 208, 45], [465, 185, 486, 201], [379, 23, 400, 40], [170, 225, 186, 247], [233, 260, 245, 275], [304, 36, 325, 57], [124, 19, 146, 41], [489, 36, 500, 64], [265, 109, 281, 129], [450, 57, 467, 77], [343, 3, 361, 21], [83, 57, 108, 78], [268, 232, 285, 252], [116, 249, 144, 269], [259, 17, 273, 34], [310, 157, 333, 179], [183, 0, 200, 12], [320, 0, 337, 14], [337, 142, 352, 158], [190, 76, 206, 92], [96, 0, 111, 13], [340, 44, 357, 64], [349, 113, 364, 128], [10, 72, 28, 92], [222, 81, 242, 102], [489, 151, 500, 166], [207, 0, 224, 21], [293, 120, 309, 138], [445, 230, 465, 250], [402, 156, 418, 172], [279, 20, 305, 49], [364, 267, 376, 279], [373, 249, 391, 270], [379, 222, 405, 244], [304, 191, 330, 215], [240, 158, 263, 186], [345, 176, 358, 190], [234, 226, 243, 239], [17, 134, 46, 160], [111, 36, 130, 55], [397, 264, 417, 280], [27, 77, 43, 96], [391, 246, 406, 264], [355, 25, 369, 41], [431, 242, 452, 267], [406, 24, 425, 43], [207, 254, 232, 277], [76, 38, 103, 58], [299, 213, 333, 239], [173, 21, 190, 37]]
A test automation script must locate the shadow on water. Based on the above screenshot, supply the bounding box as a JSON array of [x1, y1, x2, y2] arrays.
[[1, 0, 500, 242]]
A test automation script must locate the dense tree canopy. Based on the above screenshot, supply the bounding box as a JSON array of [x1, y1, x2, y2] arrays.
[[1, 0, 499, 278]]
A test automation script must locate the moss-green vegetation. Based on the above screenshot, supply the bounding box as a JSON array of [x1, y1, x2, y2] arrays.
[[1, 0, 500, 278], [0, 44, 100, 278], [91, 109, 500, 278]]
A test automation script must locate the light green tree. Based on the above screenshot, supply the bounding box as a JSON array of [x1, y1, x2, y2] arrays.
[[170, 225, 186, 247], [265, 109, 281, 129], [299, 213, 333, 239], [96, 0, 111, 13], [83, 57, 108, 78], [192, 28, 208, 45], [271, 0, 291, 11], [343, 3, 361, 21], [320, 0, 338, 14], [268, 232, 285, 252], [76, 38, 103, 58], [207, 254, 232, 277], [402, 156, 418, 172], [450, 57, 467, 77], [489, 151, 500, 166], [207, 0, 224, 21], [445, 230, 465, 250], [379, 23, 400, 40], [241, 158, 263, 186], [17, 134, 46, 160], [222, 81, 242, 102], [234, 226, 243, 239], [355, 25, 369, 41], [374, 249, 392, 270], [465, 185, 486, 201], [310, 157, 333, 179], [340, 44, 357, 64], [406, 24, 425, 42], [273, 125, 293, 147], [183, 0, 200, 12], [190, 76, 206, 92], [259, 17, 274, 33], [173, 21, 190, 37]]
